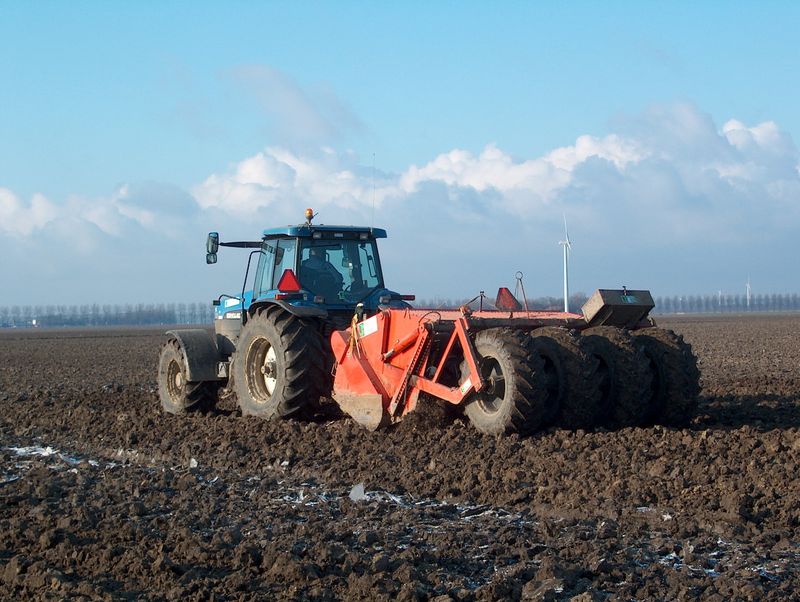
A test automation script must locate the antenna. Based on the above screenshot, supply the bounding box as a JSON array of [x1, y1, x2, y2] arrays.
[[558, 213, 572, 312], [371, 152, 376, 227], [746, 276, 752, 309]]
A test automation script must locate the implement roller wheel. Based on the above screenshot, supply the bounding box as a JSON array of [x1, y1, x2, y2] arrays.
[[233, 306, 327, 419], [581, 326, 653, 428], [530, 327, 602, 429], [632, 327, 700, 426], [462, 328, 545, 436], [157, 339, 218, 414]]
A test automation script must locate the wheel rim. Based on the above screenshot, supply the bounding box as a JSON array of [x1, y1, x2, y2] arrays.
[[247, 337, 278, 403], [166, 358, 185, 402], [476, 357, 506, 413]]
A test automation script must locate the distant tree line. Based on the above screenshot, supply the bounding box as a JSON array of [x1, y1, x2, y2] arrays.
[[2, 291, 799, 328], [0, 303, 215, 328], [652, 292, 800, 314]]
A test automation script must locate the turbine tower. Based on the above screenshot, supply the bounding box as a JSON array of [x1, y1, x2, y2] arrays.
[[746, 276, 752, 309], [558, 215, 572, 313]]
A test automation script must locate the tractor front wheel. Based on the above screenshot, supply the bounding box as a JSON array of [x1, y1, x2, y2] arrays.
[[157, 339, 217, 414], [463, 328, 544, 435], [233, 306, 326, 419]]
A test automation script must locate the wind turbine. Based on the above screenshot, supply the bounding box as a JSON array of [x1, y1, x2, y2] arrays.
[[746, 276, 752, 309], [558, 215, 572, 313]]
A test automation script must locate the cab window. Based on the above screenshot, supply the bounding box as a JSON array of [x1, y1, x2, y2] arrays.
[[256, 240, 276, 296], [299, 239, 382, 301], [271, 238, 297, 289]]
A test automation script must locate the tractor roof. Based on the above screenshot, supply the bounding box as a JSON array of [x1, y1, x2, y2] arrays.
[[262, 224, 387, 238]]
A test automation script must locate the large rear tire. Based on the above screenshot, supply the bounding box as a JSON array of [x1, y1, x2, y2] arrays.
[[632, 327, 700, 426], [157, 339, 217, 414], [530, 327, 602, 429], [462, 328, 545, 436], [233, 306, 326, 419], [581, 326, 653, 428]]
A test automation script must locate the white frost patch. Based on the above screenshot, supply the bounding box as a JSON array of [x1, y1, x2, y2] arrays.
[[8, 446, 58, 457], [6, 446, 99, 467], [276, 480, 531, 530], [349, 483, 367, 502]]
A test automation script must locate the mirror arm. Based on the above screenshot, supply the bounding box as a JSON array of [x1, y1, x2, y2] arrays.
[[221, 241, 262, 249]]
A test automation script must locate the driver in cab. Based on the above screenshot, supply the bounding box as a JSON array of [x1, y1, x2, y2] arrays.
[[301, 247, 344, 298]]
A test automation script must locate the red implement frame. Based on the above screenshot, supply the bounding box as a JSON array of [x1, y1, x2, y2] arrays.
[[330, 307, 583, 430]]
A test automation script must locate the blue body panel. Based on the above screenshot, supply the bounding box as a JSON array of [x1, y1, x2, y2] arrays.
[[214, 287, 409, 319], [262, 224, 387, 238]]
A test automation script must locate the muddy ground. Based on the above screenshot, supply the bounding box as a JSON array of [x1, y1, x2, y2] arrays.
[[0, 314, 798, 601]]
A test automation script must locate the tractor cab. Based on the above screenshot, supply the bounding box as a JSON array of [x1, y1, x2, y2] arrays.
[[207, 209, 413, 328]]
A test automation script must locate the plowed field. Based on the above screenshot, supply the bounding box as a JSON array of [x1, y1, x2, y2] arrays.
[[1, 315, 798, 601]]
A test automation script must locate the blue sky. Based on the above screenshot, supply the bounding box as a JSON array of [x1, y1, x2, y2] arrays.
[[1, 2, 799, 305]]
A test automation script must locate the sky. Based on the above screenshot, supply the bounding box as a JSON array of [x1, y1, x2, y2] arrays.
[[1, 1, 799, 306]]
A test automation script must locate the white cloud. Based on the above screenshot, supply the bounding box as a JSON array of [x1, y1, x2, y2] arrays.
[[193, 147, 394, 218], [194, 102, 798, 236], [0, 189, 59, 237]]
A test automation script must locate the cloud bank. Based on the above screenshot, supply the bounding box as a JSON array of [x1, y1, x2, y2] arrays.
[[2, 103, 799, 305]]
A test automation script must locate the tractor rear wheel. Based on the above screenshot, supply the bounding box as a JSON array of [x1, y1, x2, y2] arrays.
[[632, 327, 700, 426], [157, 339, 217, 414], [462, 328, 545, 436], [233, 306, 327, 419], [581, 326, 653, 428], [530, 327, 602, 429]]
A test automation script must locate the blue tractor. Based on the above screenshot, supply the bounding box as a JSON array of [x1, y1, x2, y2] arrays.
[[156, 208, 413, 419]]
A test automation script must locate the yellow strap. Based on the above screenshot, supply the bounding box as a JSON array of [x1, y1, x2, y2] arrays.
[[348, 312, 360, 357]]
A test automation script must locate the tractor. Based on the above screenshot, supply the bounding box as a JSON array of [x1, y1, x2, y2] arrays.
[[157, 209, 700, 435]]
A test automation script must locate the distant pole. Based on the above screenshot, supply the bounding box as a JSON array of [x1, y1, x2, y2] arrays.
[[746, 276, 752, 309], [559, 214, 572, 313], [562, 243, 569, 312]]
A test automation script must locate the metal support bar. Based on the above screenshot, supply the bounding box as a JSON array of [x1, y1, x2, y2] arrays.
[[431, 327, 461, 383], [455, 318, 484, 393], [410, 376, 465, 404]]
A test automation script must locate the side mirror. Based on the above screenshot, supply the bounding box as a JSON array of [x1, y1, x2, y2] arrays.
[[206, 253, 218, 264], [206, 232, 219, 254]]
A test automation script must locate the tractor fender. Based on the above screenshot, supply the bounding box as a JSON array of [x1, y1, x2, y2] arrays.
[[165, 329, 222, 382], [249, 300, 328, 319]]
